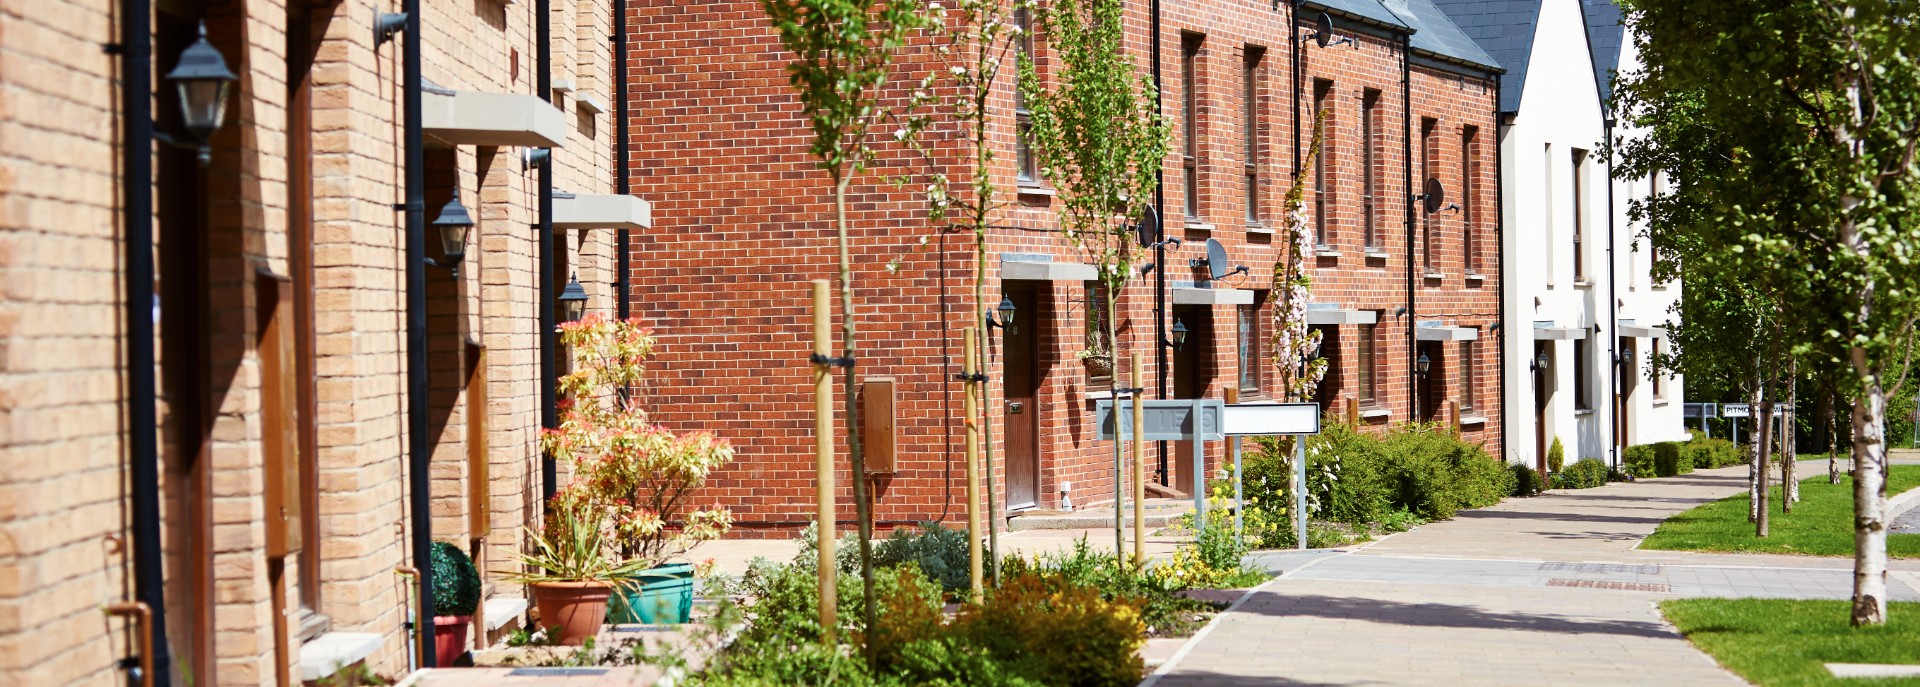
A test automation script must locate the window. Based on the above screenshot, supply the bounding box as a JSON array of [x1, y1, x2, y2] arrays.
[[1237, 298, 1261, 393], [1648, 172, 1666, 272], [1313, 80, 1332, 247], [1420, 118, 1437, 271], [1361, 90, 1380, 249], [1652, 337, 1667, 399], [1084, 282, 1113, 385], [1015, 6, 1037, 184], [1244, 48, 1262, 225], [1462, 126, 1478, 273], [1459, 338, 1476, 411], [1544, 144, 1554, 279], [1574, 338, 1592, 410], [1182, 35, 1202, 218], [1358, 320, 1377, 404], [1573, 149, 1588, 281]]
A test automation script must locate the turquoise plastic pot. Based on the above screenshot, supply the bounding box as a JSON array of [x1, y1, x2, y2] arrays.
[[607, 563, 695, 624]]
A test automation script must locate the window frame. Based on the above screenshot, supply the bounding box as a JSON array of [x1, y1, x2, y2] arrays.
[[1243, 47, 1263, 226], [1084, 281, 1114, 386], [1312, 79, 1332, 248], [1574, 338, 1592, 411], [1182, 34, 1203, 219], [1236, 299, 1262, 394], [1459, 338, 1475, 412], [1652, 337, 1667, 399], [1358, 320, 1377, 405], [1462, 125, 1479, 273], [1420, 117, 1437, 272], [1572, 148, 1588, 281], [1361, 90, 1380, 250], [1015, 6, 1038, 184]]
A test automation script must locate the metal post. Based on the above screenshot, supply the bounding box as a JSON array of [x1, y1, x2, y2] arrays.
[[403, 0, 437, 664], [1232, 436, 1244, 544], [1294, 436, 1308, 550], [1193, 438, 1206, 534], [1131, 353, 1147, 565]]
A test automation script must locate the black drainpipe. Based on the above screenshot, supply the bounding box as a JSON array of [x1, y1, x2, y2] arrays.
[[1603, 115, 1619, 471], [1494, 75, 1508, 463], [402, 0, 439, 665], [1152, 0, 1166, 484], [1401, 34, 1415, 417], [538, 0, 558, 504], [119, 0, 174, 682], [1290, 1, 1301, 179], [615, 0, 631, 321]]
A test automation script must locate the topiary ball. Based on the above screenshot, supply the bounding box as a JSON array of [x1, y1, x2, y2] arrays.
[[430, 541, 482, 617]]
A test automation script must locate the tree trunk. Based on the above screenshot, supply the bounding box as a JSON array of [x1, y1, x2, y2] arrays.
[[1852, 383, 1889, 626], [1785, 366, 1798, 507], [834, 178, 879, 662], [1749, 367, 1763, 524], [1107, 285, 1125, 559], [1757, 395, 1772, 537], [1823, 389, 1842, 484], [976, 231, 999, 587]]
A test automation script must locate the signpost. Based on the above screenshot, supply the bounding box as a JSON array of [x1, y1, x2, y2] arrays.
[[1723, 403, 1749, 446], [1222, 402, 1321, 550]]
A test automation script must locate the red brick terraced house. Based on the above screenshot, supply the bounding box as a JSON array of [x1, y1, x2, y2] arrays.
[[621, 0, 1503, 532]]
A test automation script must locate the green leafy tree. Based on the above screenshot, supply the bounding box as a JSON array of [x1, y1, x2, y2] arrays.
[[1019, 0, 1170, 557], [760, 0, 937, 658], [894, 0, 1034, 591], [1614, 0, 1920, 626]]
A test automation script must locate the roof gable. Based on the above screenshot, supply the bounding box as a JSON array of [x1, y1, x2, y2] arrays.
[[1427, 0, 1544, 112], [1583, 0, 1624, 110], [1382, 0, 1503, 73]]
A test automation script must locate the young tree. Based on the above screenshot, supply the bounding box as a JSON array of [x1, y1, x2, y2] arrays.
[[1270, 114, 1328, 404], [1616, 0, 1920, 625], [760, 0, 935, 657], [1020, 0, 1169, 556], [895, 0, 1031, 592]]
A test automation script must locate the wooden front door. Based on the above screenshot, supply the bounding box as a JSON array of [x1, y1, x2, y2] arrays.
[[1535, 341, 1551, 475], [1618, 337, 1635, 447], [1418, 341, 1444, 422], [1003, 286, 1040, 510]]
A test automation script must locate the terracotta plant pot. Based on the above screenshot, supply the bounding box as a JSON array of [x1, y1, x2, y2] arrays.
[[530, 581, 612, 646], [431, 614, 471, 667]]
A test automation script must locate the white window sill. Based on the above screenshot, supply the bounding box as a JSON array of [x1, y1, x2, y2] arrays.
[[1364, 248, 1389, 259], [1246, 223, 1274, 235], [299, 632, 383, 682], [1424, 271, 1447, 281], [1017, 184, 1055, 199], [1459, 415, 1489, 427], [1360, 408, 1391, 420], [1186, 219, 1215, 232], [1573, 279, 1595, 289], [1465, 273, 1485, 283], [1575, 409, 1596, 417], [1652, 399, 1670, 407], [1316, 249, 1343, 258]]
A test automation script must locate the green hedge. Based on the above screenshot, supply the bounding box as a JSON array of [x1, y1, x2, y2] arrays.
[[1553, 458, 1610, 489], [1686, 435, 1743, 469], [1243, 424, 1513, 547]]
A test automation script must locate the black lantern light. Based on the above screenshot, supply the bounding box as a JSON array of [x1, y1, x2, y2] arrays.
[[163, 22, 238, 165], [1534, 352, 1550, 373], [558, 275, 588, 324], [1416, 352, 1432, 377], [1167, 318, 1190, 351], [428, 187, 474, 276], [987, 294, 1017, 334]]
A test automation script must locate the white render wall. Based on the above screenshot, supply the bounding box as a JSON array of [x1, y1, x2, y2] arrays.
[[1607, 27, 1688, 446], [1500, 0, 1621, 468]]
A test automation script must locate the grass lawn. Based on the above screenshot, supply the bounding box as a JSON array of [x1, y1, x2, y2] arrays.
[[1663, 598, 1920, 687], [1640, 465, 1920, 557]]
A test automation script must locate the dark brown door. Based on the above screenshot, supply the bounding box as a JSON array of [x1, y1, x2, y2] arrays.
[[1618, 337, 1635, 448], [1535, 341, 1551, 476], [1418, 341, 1444, 422], [1172, 306, 1213, 494], [1003, 286, 1040, 510]]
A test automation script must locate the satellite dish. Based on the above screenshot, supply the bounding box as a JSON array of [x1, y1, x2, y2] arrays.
[[1135, 206, 1161, 248], [1422, 177, 1446, 214], [1314, 13, 1335, 49], [1205, 238, 1231, 281]]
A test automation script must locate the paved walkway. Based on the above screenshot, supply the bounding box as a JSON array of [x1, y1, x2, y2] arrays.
[[1150, 457, 1920, 687]]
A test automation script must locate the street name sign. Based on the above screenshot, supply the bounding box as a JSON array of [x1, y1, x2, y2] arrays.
[[1094, 398, 1224, 442]]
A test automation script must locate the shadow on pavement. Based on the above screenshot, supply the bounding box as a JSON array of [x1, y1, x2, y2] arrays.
[[1453, 510, 1668, 525], [1233, 591, 1679, 639], [1154, 670, 1382, 686]]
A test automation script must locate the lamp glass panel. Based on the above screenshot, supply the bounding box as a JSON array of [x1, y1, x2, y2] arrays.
[[439, 224, 470, 259], [562, 299, 586, 323], [178, 79, 231, 138]]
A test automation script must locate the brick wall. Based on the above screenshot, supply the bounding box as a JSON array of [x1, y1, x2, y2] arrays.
[[623, 0, 1503, 531]]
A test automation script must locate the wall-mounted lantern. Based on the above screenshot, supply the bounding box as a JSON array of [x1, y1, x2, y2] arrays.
[[986, 294, 1017, 335], [163, 22, 238, 165], [427, 188, 474, 276], [558, 275, 588, 324], [1166, 318, 1189, 352], [1416, 352, 1432, 378]]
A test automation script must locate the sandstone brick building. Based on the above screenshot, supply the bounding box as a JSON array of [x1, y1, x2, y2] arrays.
[[0, 0, 637, 683], [624, 0, 1503, 530]]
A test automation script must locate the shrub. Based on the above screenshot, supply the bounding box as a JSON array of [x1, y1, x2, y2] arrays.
[[1547, 437, 1566, 474], [1380, 425, 1514, 520], [873, 521, 987, 596], [1654, 441, 1688, 476], [1003, 538, 1217, 637], [1510, 463, 1543, 496], [430, 541, 481, 617], [1686, 435, 1743, 469], [1623, 444, 1658, 478], [1244, 423, 1512, 535], [955, 569, 1145, 687], [1553, 458, 1610, 489]]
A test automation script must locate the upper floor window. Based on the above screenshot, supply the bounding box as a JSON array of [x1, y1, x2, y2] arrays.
[[1312, 79, 1332, 247], [1182, 35, 1203, 219], [1462, 125, 1479, 273], [1244, 48, 1263, 225], [1015, 6, 1037, 184], [1573, 148, 1589, 281], [1361, 90, 1380, 250]]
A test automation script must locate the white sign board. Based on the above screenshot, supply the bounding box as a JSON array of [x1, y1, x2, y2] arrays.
[[1722, 403, 1751, 418], [1221, 402, 1322, 436]]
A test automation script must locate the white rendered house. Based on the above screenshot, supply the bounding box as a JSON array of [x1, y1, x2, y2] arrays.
[[1433, 0, 1683, 472], [1589, 0, 1687, 447]]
